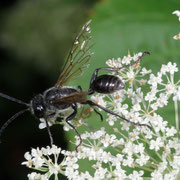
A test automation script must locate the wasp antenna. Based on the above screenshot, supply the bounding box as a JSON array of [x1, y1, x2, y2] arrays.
[[0, 92, 29, 107], [0, 108, 29, 143]]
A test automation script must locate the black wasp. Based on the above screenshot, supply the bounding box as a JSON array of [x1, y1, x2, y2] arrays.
[[0, 20, 150, 151]]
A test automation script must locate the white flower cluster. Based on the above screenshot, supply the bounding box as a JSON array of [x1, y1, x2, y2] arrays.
[[172, 10, 180, 40], [22, 145, 63, 180], [22, 52, 180, 180], [22, 144, 82, 180]]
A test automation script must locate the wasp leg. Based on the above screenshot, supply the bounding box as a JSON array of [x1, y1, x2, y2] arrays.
[[88, 52, 149, 94], [91, 107, 103, 121], [44, 116, 54, 145], [86, 100, 151, 129], [77, 85, 83, 92], [65, 103, 82, 152], [47, 112, 56, 118]]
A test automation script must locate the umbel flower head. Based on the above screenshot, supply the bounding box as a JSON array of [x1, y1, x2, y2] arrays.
[[172, 10, 180, 40], [22, 52, 180, 180]]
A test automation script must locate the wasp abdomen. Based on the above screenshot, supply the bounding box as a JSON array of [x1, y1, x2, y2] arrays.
[[91, 75, 125, 94]]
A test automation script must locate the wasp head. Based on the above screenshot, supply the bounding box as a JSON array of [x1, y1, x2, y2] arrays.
[[31, 94, 46, 118]]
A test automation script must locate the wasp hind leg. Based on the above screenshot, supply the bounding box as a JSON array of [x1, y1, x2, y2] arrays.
[[65, 103, 82, 152], [86, 100, 151, 129], [91, 107, 103, 121], [77, 85, 83, 92]]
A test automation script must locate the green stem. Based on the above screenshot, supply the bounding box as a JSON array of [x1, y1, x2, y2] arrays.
[[143, 177, 152, 180], [155, 151, 163, 162], [135, 164, 154, 172], [174, 98, 179, 135], [139, 136, 160, 165], [55, 174, 58, 180]]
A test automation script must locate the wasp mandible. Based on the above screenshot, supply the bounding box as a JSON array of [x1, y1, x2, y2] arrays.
[[0, 20, 150, 151]]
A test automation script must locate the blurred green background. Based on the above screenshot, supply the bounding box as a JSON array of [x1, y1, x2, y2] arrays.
[[0, 0, 180, 179]]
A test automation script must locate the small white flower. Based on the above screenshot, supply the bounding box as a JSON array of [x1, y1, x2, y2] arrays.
[[51, 144, 61, 154], [171, 156, 180, 168], [49, 163, 60, 175], [173, 10, 180, 21], [27, 172, 41, 180], [63, 124, 71, 131], [101, 134, 116, 147], [126, 69, 135, 79], [136, 154, 150, 166], [115, 103, 129, 116], [94, 167, 108, 179], [167, 62, 178, 75], [133, 103, 141, 111], [157, 93, 168, 108], [127, 88, 134, 98], [122, 155, 134, 167], [31, 148, 43, 158], [151, 102, 159, 110], [106, 57, 122, 68], [128, 170, 144, 180], [173, 33, 180, 40], [21, 152, 33, 168], [129, 130, 140, 141], [151, 114, 167, 132], [121, 121, 130, 131], [148, 73, 162, 87], [33, 157, 45, 168], [145, 91, 157, 102], [113, 168, 127, 179], [122, 54, 133, 65], [151, 170, 163, 180], [150, 137, 164, 151], [91, 94, 107, 108], [39, 118, 54, 129], [122, 141, 134, 156], [112, 137, 125, 147], [166, 127, 177, 137], [144, 126, 153, 139], [107, 115, 117, 126], [165, 83, 176, 95], [141, 67, 152, 75], [133, 143, 145, 154], [173, 86, 180, 101]]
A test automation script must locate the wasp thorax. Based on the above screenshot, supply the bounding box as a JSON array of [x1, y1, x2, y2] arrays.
[[31, 94, 46, 118]]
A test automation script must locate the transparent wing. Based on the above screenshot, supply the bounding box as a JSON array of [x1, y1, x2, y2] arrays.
[[55, 20, 93, 88]]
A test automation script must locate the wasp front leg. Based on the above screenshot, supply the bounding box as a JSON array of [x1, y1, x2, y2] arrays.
[[44, 116, 54, 145]]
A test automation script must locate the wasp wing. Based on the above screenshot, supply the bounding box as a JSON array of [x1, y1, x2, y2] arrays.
[[55, 20, 93, 88], [52, 92, 89, 104]]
